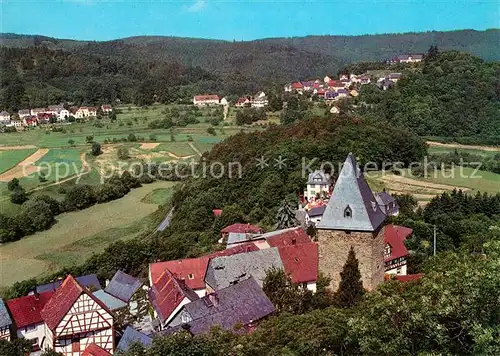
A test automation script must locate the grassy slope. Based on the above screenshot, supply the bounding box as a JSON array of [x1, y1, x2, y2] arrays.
[[0, 181, 176, 287]]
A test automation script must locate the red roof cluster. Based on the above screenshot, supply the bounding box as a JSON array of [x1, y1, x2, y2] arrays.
[[266, 227, 312, 248], [278, 243, 319, 284], [6, 292, 54, 328], [328, 80, 342, 87], [82, 343, 111, 356], [41, 275, 110, 331], [150, 243, 259, 289], [384, 225, 412, 262], [292, 82, 303, 89], [221, 223, 263, 234]]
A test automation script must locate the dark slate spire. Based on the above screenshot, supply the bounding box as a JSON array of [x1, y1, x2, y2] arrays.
[[317, 153, 386, 231]]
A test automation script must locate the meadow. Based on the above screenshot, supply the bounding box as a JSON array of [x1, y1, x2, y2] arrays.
[[0, 181, 176, 288], [0, 148, 37, 174]]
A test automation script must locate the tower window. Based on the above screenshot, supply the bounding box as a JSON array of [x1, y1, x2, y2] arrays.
[[344, 206, 352, 218]]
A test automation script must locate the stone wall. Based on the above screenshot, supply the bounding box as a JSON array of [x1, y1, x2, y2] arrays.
[[317, 227, 385, 291]]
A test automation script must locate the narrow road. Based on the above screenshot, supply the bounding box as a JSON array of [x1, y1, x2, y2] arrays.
[[157, 207, 174, 232]]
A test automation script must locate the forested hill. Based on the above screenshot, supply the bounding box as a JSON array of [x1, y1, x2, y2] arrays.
[[1, 29, 499, 71]]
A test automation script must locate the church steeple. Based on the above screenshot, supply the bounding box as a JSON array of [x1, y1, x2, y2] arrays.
[[317, 153, 386, 231]]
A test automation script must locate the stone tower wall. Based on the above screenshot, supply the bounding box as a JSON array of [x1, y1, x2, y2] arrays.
[[317, 226, 385, 291]]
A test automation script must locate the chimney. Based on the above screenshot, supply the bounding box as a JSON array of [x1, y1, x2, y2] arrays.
[[34, 289, 40, 300], [208, 293, 219, 307], [291, 237, 296, 245]]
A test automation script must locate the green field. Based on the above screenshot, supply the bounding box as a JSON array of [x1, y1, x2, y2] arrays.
[[428, 145, 499, 158], [0, 181, 176, 288], [0, 148, 37, 174], [418, 167, 500, 195], [141, 187, 174, 205]]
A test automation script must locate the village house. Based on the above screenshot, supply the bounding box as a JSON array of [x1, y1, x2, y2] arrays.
[[102, 270, 142, 315], [116, 326, 152, 353], [306, 205, 327, 225], [235, 97, 251, 108], [31, 108, 48, 116], [193, 95, 220, 106], [0, 110, 10, 124], [375, 191, 399, 216], [304, 170, 331, 201], [75, 106, 98, 119], [335, 88, 349, 98], [101, 104, 113, 113], [205, 242, 319, 293], [40, 275, 114, 355], [18, 109, 31, 118], [220, 223, 263, 241], [148, 243, 260, 297], [0, 298, 12, 341], [219, 97, 228, 106], [323, 75, 332, 83], [388, 72, 402, 82], [149, 270, 200, 330], [359, 76, 371, 85], [23, 116, 38, 127], [251, 91, 268, 108], [225, 226, 312, 250], [390, 54, 423, 63], [325, 91, 339, 101], [6, 291, 54, 353], [328, 80, 347, 91], [301, 81, 315, 91], [291, 82, 304, 94], [163, 277, 275, 334], [384, 225, 413, 275], [35, 274, 102, 294], [8, 119, 23, 129]]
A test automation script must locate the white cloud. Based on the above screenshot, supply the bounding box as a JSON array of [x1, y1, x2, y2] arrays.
[[187, 0, 206, 13]]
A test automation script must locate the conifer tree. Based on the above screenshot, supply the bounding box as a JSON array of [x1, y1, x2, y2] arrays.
[[275, 200, 298, 230], [335, 246, 364, 308]]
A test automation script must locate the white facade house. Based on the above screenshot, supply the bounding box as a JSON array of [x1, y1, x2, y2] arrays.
[[304, 170, 331, 201], [219, 97, 228, 106], [0, 111, 10, 123], [8, 120, 23, 128], [58, 109, 70, 121], [75, 107, 97, 119], [252, 91, 268, 108]]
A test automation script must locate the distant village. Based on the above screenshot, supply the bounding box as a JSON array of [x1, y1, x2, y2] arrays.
[[192, 53, 423, 109], [0, 53, 423, 131], [0, 104, 113, 130], [0, 152, 422, 355]]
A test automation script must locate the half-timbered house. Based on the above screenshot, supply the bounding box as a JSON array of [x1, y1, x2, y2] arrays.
[[40, 275, 114, 355]]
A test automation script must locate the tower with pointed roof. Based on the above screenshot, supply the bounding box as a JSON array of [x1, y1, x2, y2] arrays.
[[316, 153, 387, 291]]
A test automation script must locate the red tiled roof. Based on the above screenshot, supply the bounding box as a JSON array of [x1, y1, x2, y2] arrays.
[[82, 343, 111, 356], [292, 82, 303, 88], [101, 105, 112, 110], [266, 227, 312, 248], [384, 225, 412, 262], [278, 243, 319, 283], [41, 275, 111, 331], [194, 95, 219, 101], [389, 273, 424, 282], [328, 80, 342, 87], [6, 292, 54, 328], [236, 97, 249, 104], [149, 270, 199, 322], [212, 209, 223, 217], [221, 223, 263, 234], [149, 243, 259, 289]]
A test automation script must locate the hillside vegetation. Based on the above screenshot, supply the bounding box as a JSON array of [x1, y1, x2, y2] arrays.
[[356, 51, 500, 143]]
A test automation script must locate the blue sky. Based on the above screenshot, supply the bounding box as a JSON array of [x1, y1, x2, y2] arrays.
[[1, 0, 498, 41]]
